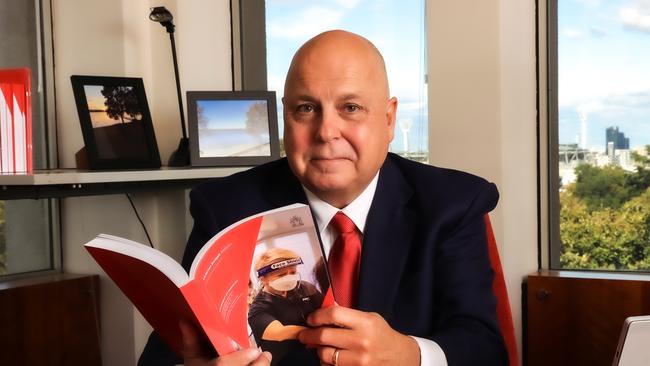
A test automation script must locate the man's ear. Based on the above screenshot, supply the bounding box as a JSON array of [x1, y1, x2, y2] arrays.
[[386, 97, 398, 142]]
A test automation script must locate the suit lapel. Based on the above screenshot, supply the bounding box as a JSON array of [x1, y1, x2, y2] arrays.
[[357, 156, 415, 314]]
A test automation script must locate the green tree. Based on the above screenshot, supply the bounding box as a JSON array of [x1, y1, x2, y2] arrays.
[[631, 145, 650, 168], [197, 104, 208, 129], [245, 102, 268, 135], [101, 86, 142, 124], [573, 164, 632, 211], [559, 145, 650, 270], [628, 145, 650, 197], [560, 186, 650, 270]]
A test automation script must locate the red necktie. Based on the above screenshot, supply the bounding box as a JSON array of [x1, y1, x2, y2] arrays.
[[328, 211, 362, 308]]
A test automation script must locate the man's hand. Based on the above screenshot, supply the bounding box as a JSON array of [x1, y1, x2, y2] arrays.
[[180, 321, 272, 366], [297, 306, 421, 366]]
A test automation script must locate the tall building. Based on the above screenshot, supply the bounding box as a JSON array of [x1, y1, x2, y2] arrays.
[[605, 126, 630, 151]]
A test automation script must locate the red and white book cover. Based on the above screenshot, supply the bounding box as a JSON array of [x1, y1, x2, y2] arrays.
[[85, 203, 334, 358], [0, 68, 32, 174]]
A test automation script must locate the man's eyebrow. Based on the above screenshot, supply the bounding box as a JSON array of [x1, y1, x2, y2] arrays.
[[287, 94, 318, 103]]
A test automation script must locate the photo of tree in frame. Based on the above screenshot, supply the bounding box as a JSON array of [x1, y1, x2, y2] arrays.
[[71, 75, 161, 170], [84, 85, 150, 159]]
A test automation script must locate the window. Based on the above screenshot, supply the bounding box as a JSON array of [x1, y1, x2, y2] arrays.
[[233, 0, 428, 162], [547, 0, 650, 271], [0, 0, 59, 278]]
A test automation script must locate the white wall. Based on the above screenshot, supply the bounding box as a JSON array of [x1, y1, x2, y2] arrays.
[[427, 0, 538, 362], [53, 0, 538, 364], [52, 1, 231, 364]]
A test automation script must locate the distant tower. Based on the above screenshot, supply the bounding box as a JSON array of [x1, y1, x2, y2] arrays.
[[578, 108, 588, 149], [606, 126, 630, 151], [399, 118, 413, 153]]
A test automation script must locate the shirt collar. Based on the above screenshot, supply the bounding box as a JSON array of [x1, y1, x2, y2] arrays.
[[304, 172, 380, 235]]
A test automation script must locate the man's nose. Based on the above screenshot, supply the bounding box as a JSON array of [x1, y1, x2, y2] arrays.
[[315, 106, 341, 142]]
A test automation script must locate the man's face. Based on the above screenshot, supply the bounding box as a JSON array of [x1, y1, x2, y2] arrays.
[[283, 39, 397, 208]]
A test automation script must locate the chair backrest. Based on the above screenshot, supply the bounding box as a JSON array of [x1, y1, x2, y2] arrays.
[[484, 215, 519, 366]]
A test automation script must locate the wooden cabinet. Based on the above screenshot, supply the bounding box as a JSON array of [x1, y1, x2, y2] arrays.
[[0, 273, 101, 365], [525, 270, 650, 366]]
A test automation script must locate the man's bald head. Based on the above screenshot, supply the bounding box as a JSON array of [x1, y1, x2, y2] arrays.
[[281, 30, 398, 208], [285, 30, 390, 99]]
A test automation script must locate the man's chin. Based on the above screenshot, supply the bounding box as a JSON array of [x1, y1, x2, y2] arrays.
[[308, 158, 352, 171], [304, 173, 351, 194]]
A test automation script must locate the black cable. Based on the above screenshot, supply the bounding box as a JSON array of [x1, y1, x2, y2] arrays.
[[125, 193, 154, 248]]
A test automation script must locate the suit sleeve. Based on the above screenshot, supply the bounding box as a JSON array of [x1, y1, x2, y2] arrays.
[[181, 187, 222, 271], [430, 183, 508, 366], [138, 187, 223, 365]]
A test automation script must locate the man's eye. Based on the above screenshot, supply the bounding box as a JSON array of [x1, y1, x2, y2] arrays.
[[344, 104, 360, 112], [296, 104, 315, 113]]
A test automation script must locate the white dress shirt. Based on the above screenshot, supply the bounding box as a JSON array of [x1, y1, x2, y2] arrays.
[[303, 173, 448, 366]]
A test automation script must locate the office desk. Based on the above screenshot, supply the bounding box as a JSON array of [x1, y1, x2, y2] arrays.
[[525, 270, 650, 366]]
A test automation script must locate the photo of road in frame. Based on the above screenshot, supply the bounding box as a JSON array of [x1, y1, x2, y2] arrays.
[[197, 99, 270, 157], [187, 91, 280, 167]]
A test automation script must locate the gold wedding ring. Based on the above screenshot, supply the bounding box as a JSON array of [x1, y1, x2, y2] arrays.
[[332, 348, 340, 366]]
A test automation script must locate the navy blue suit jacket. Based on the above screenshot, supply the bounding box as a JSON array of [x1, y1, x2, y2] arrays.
[[139, 153, 508, 366]]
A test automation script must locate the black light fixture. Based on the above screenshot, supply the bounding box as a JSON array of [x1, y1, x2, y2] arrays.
[[149, 6, 189, 166]]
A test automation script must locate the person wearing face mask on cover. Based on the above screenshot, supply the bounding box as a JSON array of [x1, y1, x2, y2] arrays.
[[247, 248, 324, 365]]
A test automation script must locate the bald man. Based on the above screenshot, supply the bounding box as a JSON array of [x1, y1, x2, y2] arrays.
[[139, 30, 507, 366]]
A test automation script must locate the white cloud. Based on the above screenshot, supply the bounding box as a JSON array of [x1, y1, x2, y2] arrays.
[[397, 101, 426, 112], [267, 0, 308, 5], [620, 0, 650, 33], [575, 0, 603, 7], [589, 26, 607, 37], [267, 0, 359, 7], [333, 0, 361, 9], [562, 28, 585, 39], [268, 74, 286, 95], [565, 91, 650, 115], [267, 6, 343, 40]]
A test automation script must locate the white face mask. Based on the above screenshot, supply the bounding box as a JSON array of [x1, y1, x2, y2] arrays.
[[268, 274, 300, 292]]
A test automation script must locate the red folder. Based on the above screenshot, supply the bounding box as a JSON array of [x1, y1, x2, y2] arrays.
[[0, 68, 33, 173]]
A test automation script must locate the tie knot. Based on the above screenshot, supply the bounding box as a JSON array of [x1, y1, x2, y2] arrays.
[[331, 211, 357, 234]]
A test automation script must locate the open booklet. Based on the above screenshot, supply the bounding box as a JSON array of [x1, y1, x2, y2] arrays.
[[85, 203, 335, 363]]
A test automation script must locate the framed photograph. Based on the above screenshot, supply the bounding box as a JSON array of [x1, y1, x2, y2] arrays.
[[70, 75, 161, 170], [187, 91, 280, 167]]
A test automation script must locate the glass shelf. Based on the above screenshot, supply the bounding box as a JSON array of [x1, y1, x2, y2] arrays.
[[0, 166, 250, 200]]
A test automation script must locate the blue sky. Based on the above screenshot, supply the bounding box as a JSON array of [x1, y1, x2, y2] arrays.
[[265, 0, 428, 153], [198, 100, 265, 129], [558, 0, 650, 150]]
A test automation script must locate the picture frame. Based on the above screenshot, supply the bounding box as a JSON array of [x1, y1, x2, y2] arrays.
[[187, 91, 280, 167], [70, 75, 161, 170]]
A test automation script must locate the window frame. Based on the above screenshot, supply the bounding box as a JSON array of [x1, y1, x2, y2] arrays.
[[545, 0, 562, 270], [542, 0, 650, 273], [0, 0, 61, 281], [230, 0, 267, 91]]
